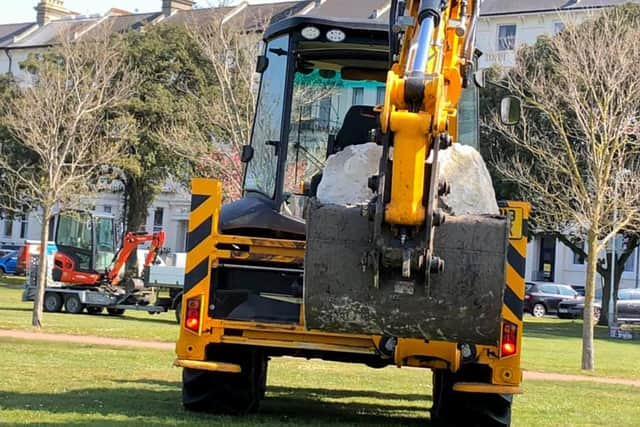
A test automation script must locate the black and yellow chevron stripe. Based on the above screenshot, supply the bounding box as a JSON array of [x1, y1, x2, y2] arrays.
[[499, 201, 530, 321], [184, 179, 221, 293]]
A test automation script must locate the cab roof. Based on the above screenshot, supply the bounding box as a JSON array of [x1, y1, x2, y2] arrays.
[[263, 16, 388, 41]]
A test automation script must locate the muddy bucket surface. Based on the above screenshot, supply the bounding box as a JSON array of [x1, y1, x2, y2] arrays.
[[304, 201, 509, 346]]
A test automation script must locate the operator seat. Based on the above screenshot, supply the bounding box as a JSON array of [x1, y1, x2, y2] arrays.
[[309, 105, 380, 198], [328, 105, 379, 155]]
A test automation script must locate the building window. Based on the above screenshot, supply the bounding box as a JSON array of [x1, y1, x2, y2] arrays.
[[624, 255, 635, 273], [352, 87, 364, 105], [553, 21, 565, 35], [19, 215, 27, 239], [497, 24, 517, 51], [3, 219, 12, 237], [103, 205, 112, 214], [153, 207, 164, 232], [319, 97, 332, 128], [376, 86, 386, 105]]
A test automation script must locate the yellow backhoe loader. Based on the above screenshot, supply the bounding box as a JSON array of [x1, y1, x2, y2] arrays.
[[175, 1, 529, 425]]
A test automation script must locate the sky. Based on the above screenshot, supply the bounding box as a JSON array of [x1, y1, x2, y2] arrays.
[[0, 0, 295, 25]]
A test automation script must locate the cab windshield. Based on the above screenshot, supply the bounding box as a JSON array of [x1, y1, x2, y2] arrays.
[[284, 70, 384, 197], [244, 31, 480, 209], [244, 35, 289, 199]]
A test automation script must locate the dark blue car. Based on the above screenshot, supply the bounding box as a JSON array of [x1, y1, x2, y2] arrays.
[[0, 250, 19, 275]]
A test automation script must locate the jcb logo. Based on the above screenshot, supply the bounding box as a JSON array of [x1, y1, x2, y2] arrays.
[[500, 207, 524, 240]]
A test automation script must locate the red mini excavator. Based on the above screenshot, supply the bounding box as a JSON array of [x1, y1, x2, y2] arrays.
[[52, 210, 165, 287]]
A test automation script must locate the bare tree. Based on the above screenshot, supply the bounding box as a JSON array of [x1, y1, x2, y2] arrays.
[[158, 14, 339, 202], [155, 15, 265, 200], [0, 29, 139, 328], [489, 8, 640, 370]]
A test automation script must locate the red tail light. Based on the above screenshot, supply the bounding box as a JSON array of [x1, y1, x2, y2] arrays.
[[501, 321, 518, 357], [185, 297, 201, 332]]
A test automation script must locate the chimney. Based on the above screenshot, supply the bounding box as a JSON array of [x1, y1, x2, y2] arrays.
[[35, 0, 76, 26], [162, 0, 195, 16]]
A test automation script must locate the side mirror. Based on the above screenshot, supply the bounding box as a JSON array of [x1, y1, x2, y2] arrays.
[[256, 55, 269, 73], [500, 96, 521, 126], [241, 145, 254, 163], [473, 69, 486, 88]]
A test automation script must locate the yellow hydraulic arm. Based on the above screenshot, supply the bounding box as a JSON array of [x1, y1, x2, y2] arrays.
[[378, 0, 479, 275]]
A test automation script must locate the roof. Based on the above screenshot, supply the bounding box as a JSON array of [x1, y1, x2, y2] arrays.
[[0, 22, 36, 48], [479, 0, 640, 16], [83, 12, 161, 39], [225, 2, 305, 31], [264, 15, 388, 39], [304, 0, 390, 22], [161, 6, 234, 26], [9, 19, 98, 48]]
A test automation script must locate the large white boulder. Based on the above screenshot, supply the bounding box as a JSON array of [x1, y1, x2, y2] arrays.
[[437, 143, 499, 215], [317, 143, 382, 206], [316, 141, 498, 216]]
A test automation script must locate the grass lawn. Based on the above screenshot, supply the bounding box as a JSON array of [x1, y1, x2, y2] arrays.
[[522, 316, 640, 379], [1, 275, 639, 381], [0, 276, 179, 342], [0, 339, 638, 426]]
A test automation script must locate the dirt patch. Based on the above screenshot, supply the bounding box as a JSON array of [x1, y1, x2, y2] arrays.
[[1, 328, 638, 387], [0, 329, 173, 351], [523, 370, 640, 387]]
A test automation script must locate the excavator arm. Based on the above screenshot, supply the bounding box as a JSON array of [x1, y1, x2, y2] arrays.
[[108, 230, 166, 285], [304, 0, 512, 345], [380, 0, 480, 279]]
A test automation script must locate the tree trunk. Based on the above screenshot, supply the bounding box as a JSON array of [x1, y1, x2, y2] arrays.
[[32, 206, 52, 329], [124, 175, 156, 232], [582, 230, 598, 371]]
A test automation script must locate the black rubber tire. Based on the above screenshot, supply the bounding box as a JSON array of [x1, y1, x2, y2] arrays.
[[532, 303, 546, 318], [431, 370, 512, 427], [64, 295, 85, 314], [182, 346, 267, 414], [107, 308, 125, 316], [86, 306, 104, 315], [43, 292, 63, 313]]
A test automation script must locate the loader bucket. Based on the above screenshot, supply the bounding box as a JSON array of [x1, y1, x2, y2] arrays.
[[304, 201, 509, 346]]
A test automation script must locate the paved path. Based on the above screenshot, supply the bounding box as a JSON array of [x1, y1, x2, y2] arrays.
[[2, 329, 639, 387], [0, 328, 173, 350], [523, 370, 640, 387]]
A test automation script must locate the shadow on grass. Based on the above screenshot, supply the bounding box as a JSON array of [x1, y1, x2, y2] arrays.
[[113, 379, 430, 403], [0, 385, 429, 426], [0, 306, 32, 312], [0, 281, 26, 290]]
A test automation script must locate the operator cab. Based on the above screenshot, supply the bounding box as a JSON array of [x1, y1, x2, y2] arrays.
[[222, 16, 480, 238], [52, 211, 117, 282]]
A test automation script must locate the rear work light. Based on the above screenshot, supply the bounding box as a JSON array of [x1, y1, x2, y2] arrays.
[[185, 297, 201, 332], [501, 320, 518, 357]]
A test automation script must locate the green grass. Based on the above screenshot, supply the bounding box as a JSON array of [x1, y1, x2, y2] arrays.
[[0, 339, 639, 426], [0, 277, 179, 342], [522, 316, 640, 379], [1, 276, 639, 380]]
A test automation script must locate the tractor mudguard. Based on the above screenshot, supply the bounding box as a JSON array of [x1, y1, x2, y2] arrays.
[[304, 201, 509, 346]]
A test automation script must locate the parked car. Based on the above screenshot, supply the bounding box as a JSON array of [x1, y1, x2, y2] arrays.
[[557, 289, 602, 322], [525, 281, 579, 317], [569, 284, 585, 296], [558, 288, 640, 323], [0, 250, 19, 276], [617, 289, 640, 323], [0, 245, 19, 258]]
